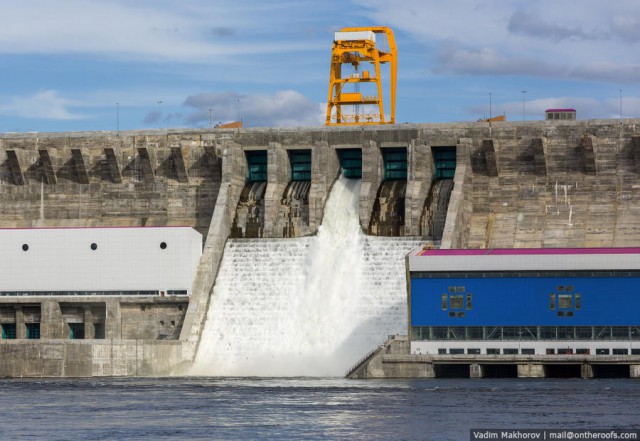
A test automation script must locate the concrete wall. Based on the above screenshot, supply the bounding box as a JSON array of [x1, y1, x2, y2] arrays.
[[0, 340, 184, 377], [0, 132, 222, 239]]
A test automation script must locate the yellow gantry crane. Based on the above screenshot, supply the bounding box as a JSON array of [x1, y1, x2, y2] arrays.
[[325, 26, 397, 126]]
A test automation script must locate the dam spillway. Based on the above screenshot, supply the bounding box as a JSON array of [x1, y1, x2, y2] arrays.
[[193, 176, 422, 376]]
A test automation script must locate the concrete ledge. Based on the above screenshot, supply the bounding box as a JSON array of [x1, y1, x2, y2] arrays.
[[0, 340, 184, 377]]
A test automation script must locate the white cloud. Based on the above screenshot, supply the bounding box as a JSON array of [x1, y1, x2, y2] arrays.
[[2, 90, 85, 120], [0, 0, 328, 62], [354, 0, 640, 84], [181, 90, 324, 127]]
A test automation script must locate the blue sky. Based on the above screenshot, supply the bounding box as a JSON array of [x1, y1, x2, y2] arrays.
[[1, 0, 639, 133]]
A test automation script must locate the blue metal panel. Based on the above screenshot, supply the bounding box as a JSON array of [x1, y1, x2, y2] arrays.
[[410, 276, 640, 326]]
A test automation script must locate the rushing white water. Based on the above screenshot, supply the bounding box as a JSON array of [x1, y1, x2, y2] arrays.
[[192, 175, 422, 376]]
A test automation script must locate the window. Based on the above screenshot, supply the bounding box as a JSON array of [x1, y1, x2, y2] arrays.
[[558, 294, 572, 309], [549, 293, 556, 310], [449, 348, 464, 355], [521, 349, 535, 355], [575, 293, 581, 309], [431, 327, 447, 339], [558, 326, 573, 339], [541, 327, 557, 340], [612, 348, 628, 355], [486, 348, 500, 355], [546, 348, 556, 355], [503, 348, 518, 355], [69, 323, 85, 340], [466, 293, 473, 310], [595, 326, 611, 340], [438, 348, 447, 354], [596, 348, 610, 355], [467, 348, 481, 355], [612, 327, 629, 339], [448, 328, 462, 340], [94, 323, 105, 339], [25, 323, 40, 340], [502, 327, 520, 339], [466, 327, 483, 340], [486, 327, 502, 340], [520, 327, 538, 340], [441, 294, 447, 310], [575, 327, 592, 340], [449, 295, 464, 309], [576, 349, 590, 355], [2, 323, 16, 339]]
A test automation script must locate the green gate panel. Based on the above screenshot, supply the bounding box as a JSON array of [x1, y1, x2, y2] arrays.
[[94, 323, 106, 339], [1, 323, 16, 339], [338, 149, 362, 178], [383, 148, 407, 181], [290, 150, 311, 181], [25, 323, 40, 340], [68, 323, 84, 340], [246, 150, 268, 182], [433, 147, 457, 179]]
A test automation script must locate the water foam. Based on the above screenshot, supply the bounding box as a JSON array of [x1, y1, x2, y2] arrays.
[[192, 175, 422, 376]]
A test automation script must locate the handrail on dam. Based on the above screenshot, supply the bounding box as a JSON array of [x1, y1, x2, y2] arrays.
[[345, 335, 400, 378], [345, 345, 382, 378]]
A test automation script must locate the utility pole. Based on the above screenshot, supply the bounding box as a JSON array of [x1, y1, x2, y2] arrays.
[[620, 89, 623, 119], [489, 92, 492, 120], [157, 100, 163, 129], [521, 90, 527, 121]]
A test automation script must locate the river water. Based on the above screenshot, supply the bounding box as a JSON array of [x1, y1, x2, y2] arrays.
[[1, 377, 639, 440]]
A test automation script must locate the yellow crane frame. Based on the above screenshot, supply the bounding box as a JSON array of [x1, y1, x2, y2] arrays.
[[325, 26, 397, 126]]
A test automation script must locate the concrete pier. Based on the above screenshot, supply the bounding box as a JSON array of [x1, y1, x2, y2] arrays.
[[349, 351, 640, 379]]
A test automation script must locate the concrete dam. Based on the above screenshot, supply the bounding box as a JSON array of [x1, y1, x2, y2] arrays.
[[1, 119, 640, 377]]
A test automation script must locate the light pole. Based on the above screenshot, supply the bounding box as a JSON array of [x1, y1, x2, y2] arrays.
[[208, 108, 213, 128], [620, 89, 623, 119], [521, 90, 527, 121], [116, 102, 120, 136], [489, 92, 492, 120], [157, 100, 163, 129]]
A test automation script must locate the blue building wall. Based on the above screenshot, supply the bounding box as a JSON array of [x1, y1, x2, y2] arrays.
[[410, 276, 640, 327]]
